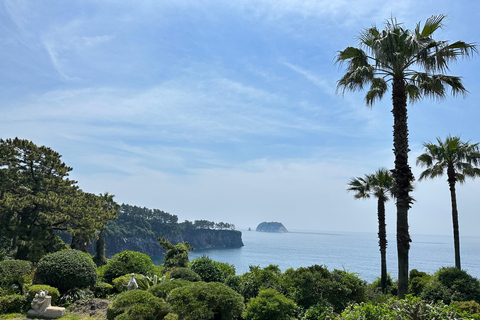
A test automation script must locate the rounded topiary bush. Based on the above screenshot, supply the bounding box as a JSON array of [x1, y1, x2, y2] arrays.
[[34, 249, 97, 292], [0, 260, 33, 286], [93, 282, 114, 298], [190, 256, 225, 283], [0, 294, 27, 313], [148, 279, 191, 300], [167, 282, 244, 320], [102, 251, 154, 284], [26, 284, 60, 306], [169, 268, 201, 282], [106, 290, 170, 320]]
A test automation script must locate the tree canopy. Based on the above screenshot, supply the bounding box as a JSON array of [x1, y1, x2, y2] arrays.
[[0, 138, 117, 261]]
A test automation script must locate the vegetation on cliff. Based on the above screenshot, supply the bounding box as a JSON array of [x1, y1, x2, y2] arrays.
[[256, 222, 288, 233]]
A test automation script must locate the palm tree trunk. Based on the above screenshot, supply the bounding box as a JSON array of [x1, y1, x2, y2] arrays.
[[378, 198, 388, 294], [391, 77, 413, 298], [447, 166, 461, 269]]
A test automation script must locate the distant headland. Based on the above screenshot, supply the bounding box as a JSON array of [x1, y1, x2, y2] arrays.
[[256, 222, 288, 233]]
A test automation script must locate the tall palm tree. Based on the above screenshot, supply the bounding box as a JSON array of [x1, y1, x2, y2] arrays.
[[348, 168, 394, 294], [336, 14, 476, 297], [416, 135, 480, 270]]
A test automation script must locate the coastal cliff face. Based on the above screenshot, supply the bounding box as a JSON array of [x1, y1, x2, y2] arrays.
[[256, 222, 288, 233], [102, 229, 244, 258]]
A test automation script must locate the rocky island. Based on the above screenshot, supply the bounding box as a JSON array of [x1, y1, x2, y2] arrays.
[[256, 222, 288, 233]]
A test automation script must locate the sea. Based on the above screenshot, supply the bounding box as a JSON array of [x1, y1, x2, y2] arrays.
[[153, 230, 480, 283]]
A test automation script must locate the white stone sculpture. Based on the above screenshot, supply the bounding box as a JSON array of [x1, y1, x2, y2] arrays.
[[27, 290, 65, 319], [127, 273, 138, 290]]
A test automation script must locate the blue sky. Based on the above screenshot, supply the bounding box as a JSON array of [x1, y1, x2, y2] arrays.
[[2, 0, 480, 237]]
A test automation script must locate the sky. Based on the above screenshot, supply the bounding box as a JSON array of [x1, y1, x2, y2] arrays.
[[1, 0, 480, 237]]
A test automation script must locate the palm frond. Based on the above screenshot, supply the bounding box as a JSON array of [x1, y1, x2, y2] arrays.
[[419, 14, 446, 38], [365, 77, 388, 106]]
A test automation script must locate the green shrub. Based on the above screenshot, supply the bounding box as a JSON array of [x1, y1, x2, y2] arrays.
[[169, 268, 201, 282], [148, 279, 191, 300], [106, 290, 170, 320], [112, 274, 144, 293], [167, 281, 244, 320], [93, 282, 114, 298], [421, 267, 480, 304], [26, 284, 60, 307], [408, 269, 431, 296], [237, 265, 288, 300], [33, 249, 97, 292], [338, 296, 468, 320], [164, 313, 179, 320], [103, 251, 154, 284], [0, 260, 33, 290], [158, 237, 194, 271], [302, 304, 335, 320], [58, 288, 94, 307], [286, 265, 366, 312], [453, 300, 480, 315], [190, 256, 225, 282], [243, 288, 296, 320], [0, 294, 27, 313]]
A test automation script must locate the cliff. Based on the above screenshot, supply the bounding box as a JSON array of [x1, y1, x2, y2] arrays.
[[101, 229, 244, 258], [256, 222, 288, 233]]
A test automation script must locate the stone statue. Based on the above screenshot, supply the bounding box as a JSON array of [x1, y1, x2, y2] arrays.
[[27, 290, 65, 319], [127, 273, 138, 290]]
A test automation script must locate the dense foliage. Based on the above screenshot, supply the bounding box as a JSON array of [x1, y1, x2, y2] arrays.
[[34, 249, 97, 292], [167, 281, 245, 320], [169, 267, 201, 282], [243, 288, 296, 320], [234, 265, 288, 300], [148, 279, 191, 300], [0, 138, 117, 262], [0, 260, 32, 294], [285, 265, 366, 312], [158, 237, 194, 271], [420, 267, 480, 304], [190, 256, 227, 283], [102, 250, 155, 283], [107, 290, 170, 320]]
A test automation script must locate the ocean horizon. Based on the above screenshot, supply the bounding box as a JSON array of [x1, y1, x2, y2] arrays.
[[153, 229, 480, 283]]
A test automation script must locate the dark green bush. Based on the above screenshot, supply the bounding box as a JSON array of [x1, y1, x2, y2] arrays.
[[421, 267, 480, 304], [243, 288, 296, 320], [190, 256, 225, 282], [107, 290, 170, 320], [103, 251, 154, 284], [408, 269, 431, 296], [26, 284, 60, 308], [34, 249, 97, 292], [93, 282, 114, 298], [148, 279, 191, 300], [167, 281, 244, 320], [0, 260, 33, 290], [237, 265, 287, 300], [286, 265, 366, 312], [169, 267, 201, 282], [0, 294, 27, 313]]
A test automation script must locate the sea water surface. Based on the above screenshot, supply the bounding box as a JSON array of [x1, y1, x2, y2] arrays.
[[175, 230, 480, 283]]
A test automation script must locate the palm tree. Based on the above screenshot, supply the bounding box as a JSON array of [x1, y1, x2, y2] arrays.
[[416, 135, 480, 270], [336, 15, 476, 297], [348, 168, 394, 294]]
